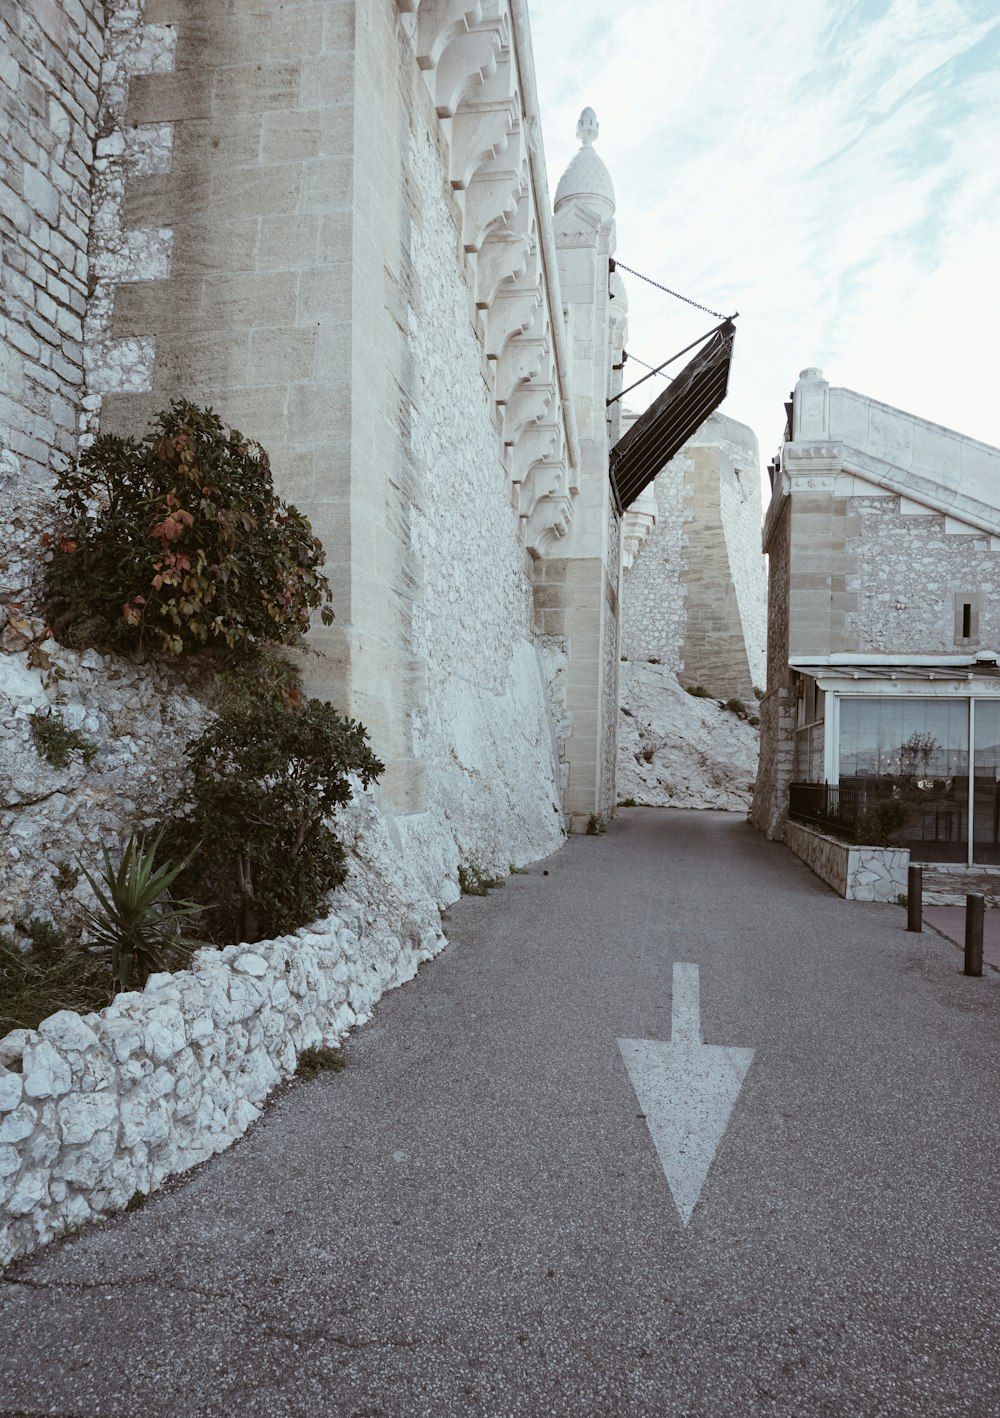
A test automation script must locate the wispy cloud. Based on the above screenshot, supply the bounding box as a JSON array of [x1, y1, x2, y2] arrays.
[[528, 0, 1000, 461]]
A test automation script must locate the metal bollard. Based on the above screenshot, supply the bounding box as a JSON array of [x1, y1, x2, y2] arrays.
[[964, 894, 984, 977], [906, 864, 923, 932]]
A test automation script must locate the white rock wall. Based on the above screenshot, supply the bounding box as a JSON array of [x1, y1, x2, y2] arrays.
[[405, 121, 565, 872], [847, 497, 1000, 653], [617, 661, 759, 812], [0, 629, 209, 932]]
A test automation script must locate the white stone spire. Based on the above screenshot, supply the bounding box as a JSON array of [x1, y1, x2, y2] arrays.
[[554, 106, 615, 216]]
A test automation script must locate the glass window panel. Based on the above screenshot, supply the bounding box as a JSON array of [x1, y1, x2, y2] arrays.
[[838, 698, 969, 862], [972, 700, 1000, 864]]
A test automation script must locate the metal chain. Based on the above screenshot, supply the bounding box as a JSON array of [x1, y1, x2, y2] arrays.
[[624, 353, 670, 379], [615, 260, 727, 321]]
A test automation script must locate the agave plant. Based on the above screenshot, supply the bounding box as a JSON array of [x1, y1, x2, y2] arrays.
[[79, 830, 206, 993]]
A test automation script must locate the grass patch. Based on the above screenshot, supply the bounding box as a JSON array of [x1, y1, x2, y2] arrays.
[[124, 1190, 148, 1213], [685, 684, 712, 699], [0, 919, 110, 1034], [458, 864, 505, 896], [30, 713, 96, 770], [296, 1045, 346, 1079], [618, 797, 638, 807], [52, 859, 81, 893], [508, 864, 530, 875]]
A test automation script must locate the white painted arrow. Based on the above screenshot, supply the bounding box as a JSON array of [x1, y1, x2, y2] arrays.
[[618, 963, 754, 1226]]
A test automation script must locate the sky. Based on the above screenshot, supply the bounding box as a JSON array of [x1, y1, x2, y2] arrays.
[[527, 0, 1000, 476]]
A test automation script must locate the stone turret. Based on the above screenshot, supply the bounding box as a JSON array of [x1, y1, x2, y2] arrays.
[[541, 109, 624, 828]]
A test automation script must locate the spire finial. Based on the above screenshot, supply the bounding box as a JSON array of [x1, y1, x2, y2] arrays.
[[576, 107, 599, 146]]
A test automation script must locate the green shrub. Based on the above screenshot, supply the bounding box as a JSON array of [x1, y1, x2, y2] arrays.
[[753, 686, 765, 701], [618, 797, 638, 807], [166, 693, 384, 944], [30, 713, 95, 769], [685, 684, 712, 698], [0, 920, 110, 1033], [46, 401, 334, 657], [79, 831, 205, 993], [855, 798, 908, 847], [647, 656, 661, 665], [723, 697, 748, 718], [586, 813, 607, 835]]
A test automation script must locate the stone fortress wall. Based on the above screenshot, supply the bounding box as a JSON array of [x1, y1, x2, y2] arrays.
[[619, 411, 766, 701], [1, 0, 634, 894], [1, 0, 634, 1260], [0, 0, 105, 607]]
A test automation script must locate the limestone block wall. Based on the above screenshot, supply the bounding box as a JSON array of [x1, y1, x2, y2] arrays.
[[620, 413, 766, 701], [406, 119, 564, 866], [619, 448, 689, 672], [84, 0, 572, 868], [751, 498, 795, 839], [0, 0, 104, 608], [784, 819, 909, 903], [847, 497, 1000, 654]]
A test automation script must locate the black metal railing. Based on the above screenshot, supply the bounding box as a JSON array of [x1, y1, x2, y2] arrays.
[[788, 782, 862, 840]]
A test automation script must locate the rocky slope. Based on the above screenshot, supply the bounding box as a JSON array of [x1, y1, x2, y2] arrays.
[[617, 660, 760, 813]]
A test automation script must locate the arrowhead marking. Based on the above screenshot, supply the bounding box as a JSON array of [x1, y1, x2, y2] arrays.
[[618, 964, 753, 1225]]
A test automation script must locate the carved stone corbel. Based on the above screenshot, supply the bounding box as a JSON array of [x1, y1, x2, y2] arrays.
[[415, 0, 483, 71], [525, 491, 573, 557], [432, 25, 501, 117], [475, 194, 532, 308], [503, 380, 554, 446], [483, 282, 541, 360]]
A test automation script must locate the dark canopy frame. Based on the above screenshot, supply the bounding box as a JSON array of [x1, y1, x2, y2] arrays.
[[609, 320, 736, 514]]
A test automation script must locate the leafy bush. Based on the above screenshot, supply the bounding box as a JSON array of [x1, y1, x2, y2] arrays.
[[166, 693, 384, 944], [30, 713, 95, 769], [46, 400, 333, 656], [79, 831, 205, 993], [685, 684, 712, 698], [855, 798, 909, 847], [723, 697, 748, 718], [0, 920, 110, 1033], [586, 813, 607, 835], [753, 686, 765, 701]]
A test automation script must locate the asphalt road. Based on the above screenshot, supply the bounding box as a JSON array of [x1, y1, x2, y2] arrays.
[[2, 809, 999, 1417]]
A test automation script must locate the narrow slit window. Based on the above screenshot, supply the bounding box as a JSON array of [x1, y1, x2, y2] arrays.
[[955, 593, 980, 644]]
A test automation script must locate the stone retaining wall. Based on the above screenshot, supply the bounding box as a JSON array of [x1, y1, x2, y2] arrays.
[[784, 819, 909, 902], [0, 886, 445, 1269]]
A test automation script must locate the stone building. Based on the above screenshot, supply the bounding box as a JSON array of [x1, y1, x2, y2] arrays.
[[1, 0, 631, 895], [752, 365, 1000, 869], [619, 410, 766, 702]]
